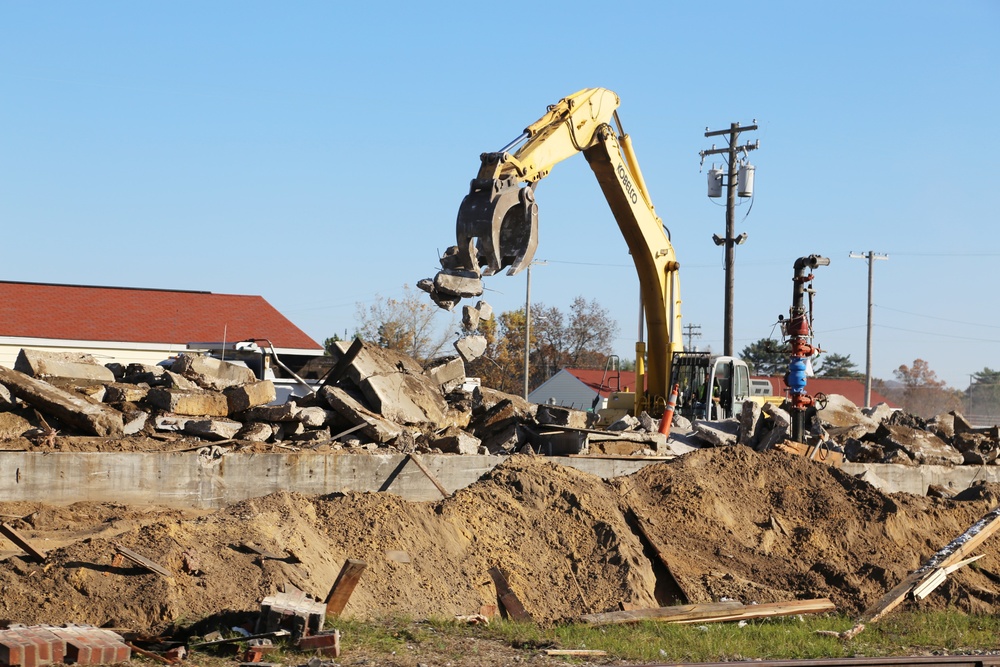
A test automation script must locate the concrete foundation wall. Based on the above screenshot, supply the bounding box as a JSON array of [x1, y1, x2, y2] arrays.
[[2, 451, 997, 509]]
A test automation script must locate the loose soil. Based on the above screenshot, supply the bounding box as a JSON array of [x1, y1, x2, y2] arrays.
[[1, 449, 999, 638]]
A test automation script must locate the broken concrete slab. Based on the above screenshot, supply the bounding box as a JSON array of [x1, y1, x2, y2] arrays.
[[475, 300, 493, 321], [434, 269, 484, 298], [462, 305, 480, 331], [104, 383, 150, 404], [693, 418, 740, 447], [320, 385, 404, 444], [0, 411, 31, 439], [146, 387, 229, 417], [236, 422, 275, 442], [0, 365, 124, 437], [361, 372, 449, 427], [296, 406, 334, 428], [123, 410, 149, 435], [817, 394, 878, 430], [454, 335, 487, 363], [224, 381, 277, 414], [535, 404, 591, 430], [876, 423, 964, 466], [738, 400, 762, 447], [756, 403, 792, 451], [14, 349, 116, 383], [424, 356, 466, 394], [172, 354, 257, 391], [183, 417, 243, 441], [431, 426, 481, 455], [242, 402, 302, 422]]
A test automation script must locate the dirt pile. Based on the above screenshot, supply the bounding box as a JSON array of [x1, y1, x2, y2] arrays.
[[2, 451, 1000, 634]]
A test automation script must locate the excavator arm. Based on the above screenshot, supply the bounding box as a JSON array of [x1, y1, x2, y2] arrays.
[[430, 88, 684, 412]]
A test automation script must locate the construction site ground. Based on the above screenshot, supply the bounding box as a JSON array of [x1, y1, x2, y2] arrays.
[[3, 447, 1000, 663]]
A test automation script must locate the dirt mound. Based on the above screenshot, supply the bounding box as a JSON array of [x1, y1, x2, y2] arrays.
[[1, 451, 999, 633], [620, 447, 1000, 615]]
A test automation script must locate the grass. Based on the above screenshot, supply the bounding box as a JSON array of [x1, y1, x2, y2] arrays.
[[318, 612, 1000, 664]]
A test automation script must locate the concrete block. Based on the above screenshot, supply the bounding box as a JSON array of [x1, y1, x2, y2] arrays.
[[243, 402, 301, 422], [693, 418, 740, 447], [14, 349, 116, 383], [165, 370, 200, 391], [0, 366, 124, 437], [0, 382, 13, 407], [225, 381, 277, 414], [123, 363, 169, 386], [146, 387, 229, 417], [536, 404, 590, 430], [320, 386, 402, 443], [236, 422, 274, 442], [475, 300, 493, 321], [0, 412, 32, 439], [454, 335, 487, 363], [103, 383, 150, 403], [434, 269, 483, 298], [172, 353, 256, 390], [738, 400, 762, 447], [361, 373, 448, 426], [155, 415, 192, 432], [183, 418, 243, 441], [431, 427, 481, 455], [424, 356, 466, 393], [296, 406, 333, 428], [877, 423, 963, 466], [122, 410, 149, 435], [330, 340, 424, 384]]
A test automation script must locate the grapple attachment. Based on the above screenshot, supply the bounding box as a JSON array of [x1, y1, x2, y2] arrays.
[[455, 176, 538, 276]]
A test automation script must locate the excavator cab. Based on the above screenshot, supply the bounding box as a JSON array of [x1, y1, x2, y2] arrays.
[[671, 352, 750, 421]]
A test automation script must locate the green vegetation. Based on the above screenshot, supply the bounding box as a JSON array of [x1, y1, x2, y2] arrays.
[[320, 612, 1000, 663]]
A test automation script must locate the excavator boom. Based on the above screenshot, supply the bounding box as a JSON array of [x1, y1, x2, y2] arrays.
[[425, 88, 684, 412]]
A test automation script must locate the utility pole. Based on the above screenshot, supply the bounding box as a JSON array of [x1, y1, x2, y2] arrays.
[[700, 122, 759, 356], [683, 323, 702, 351], [849, 251, 889, 408]]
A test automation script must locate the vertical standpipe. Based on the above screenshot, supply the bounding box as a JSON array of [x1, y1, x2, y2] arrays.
[[786, 255, 829, 442]]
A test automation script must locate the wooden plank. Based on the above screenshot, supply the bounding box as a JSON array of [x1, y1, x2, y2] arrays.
[[324, 559, 367, 616], [488, 567, 533, 622], [580, 598, 834, 626], [113, 543, 174, 578], [861, 504, 1000, 623], [579, 600, 744, 625], [545, 650, 608, 657], [407, 453, 449, 498], [671, 598, 836, 624], [912, 554, 985, 600], [0, 523, 48, 561]]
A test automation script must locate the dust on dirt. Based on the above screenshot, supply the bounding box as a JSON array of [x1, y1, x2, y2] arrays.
[[1, 450, 999, 634]]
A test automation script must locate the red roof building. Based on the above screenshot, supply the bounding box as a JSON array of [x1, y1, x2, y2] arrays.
[[0, 280, 322, 369], [754, 376, 897, 408]]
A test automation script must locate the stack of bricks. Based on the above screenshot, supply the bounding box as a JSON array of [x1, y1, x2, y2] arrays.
[[256, 590, 326, 640], [0, 624, 130, 667]]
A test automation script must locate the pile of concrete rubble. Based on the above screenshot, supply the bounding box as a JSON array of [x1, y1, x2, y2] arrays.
[[1, 344, 996, 466], [690, 394, 1000, 467]]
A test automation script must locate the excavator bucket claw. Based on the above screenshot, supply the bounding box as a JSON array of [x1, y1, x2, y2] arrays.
[[455, 177, 538, 276]]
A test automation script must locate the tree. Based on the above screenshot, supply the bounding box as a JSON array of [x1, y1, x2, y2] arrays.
[[887, 358, 963, 418], [465, 295, 620, 394], [739, 338, 787, 376], [323, 334, 342, 356], [814, 352, 862, 378], [353, 285, 454, 364]]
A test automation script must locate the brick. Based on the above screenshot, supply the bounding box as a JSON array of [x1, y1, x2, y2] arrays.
[[0, 636, 26, 667], [297, 630, 340, 657]]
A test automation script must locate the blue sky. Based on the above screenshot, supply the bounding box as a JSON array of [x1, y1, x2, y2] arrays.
[[2, 2, 998, 389]]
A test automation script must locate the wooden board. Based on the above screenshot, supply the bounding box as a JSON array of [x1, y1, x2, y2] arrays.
[[861, 504, 1000, 623], [407, 453, 449, 498], [488, 567, 533, 621], [0, 522, 48, 561], [113, 543, 174, 578], [579, 598, 834, 626], [325, 559, 367, 616]]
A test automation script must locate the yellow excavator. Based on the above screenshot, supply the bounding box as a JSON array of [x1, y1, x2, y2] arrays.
[[424, 88, 751, 420]]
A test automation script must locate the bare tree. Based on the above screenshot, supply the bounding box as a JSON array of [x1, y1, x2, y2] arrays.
[[885, 358, 963, 418], [354, 285, 455, 364]]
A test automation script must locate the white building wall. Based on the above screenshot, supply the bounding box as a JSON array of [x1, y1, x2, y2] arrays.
[[0, 337, 186, 370]]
